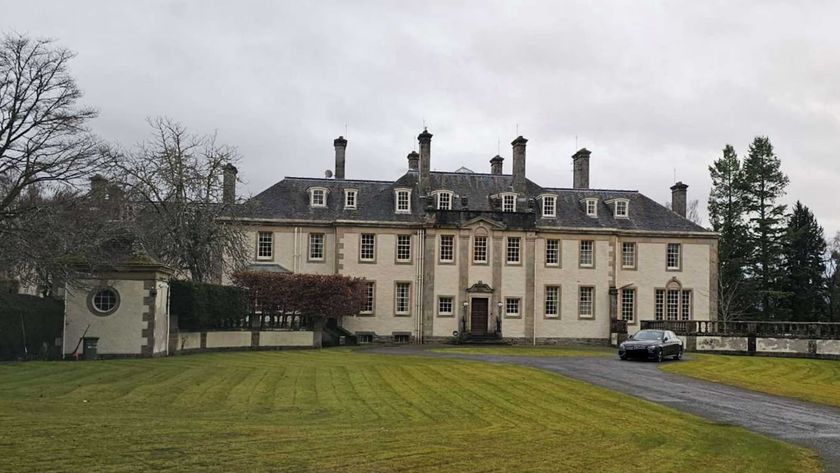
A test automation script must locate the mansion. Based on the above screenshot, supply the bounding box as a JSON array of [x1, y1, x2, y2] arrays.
[[233, 130, 718, 344]]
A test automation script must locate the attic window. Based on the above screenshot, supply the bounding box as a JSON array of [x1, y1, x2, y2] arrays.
[[437, 191, 453, 210], [502, 194, 516, 212], [585, 198, 598, 217], [614, 199, 629, 218], [395, 188, 412, 214], [344, 189, 357, 209], [309, 187, 328, 208], [541, 195, 556, 218]]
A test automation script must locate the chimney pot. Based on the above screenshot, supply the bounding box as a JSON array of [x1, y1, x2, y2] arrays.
[[490, 155, 504, 175], [572, 148, 591, 189], [334, 136, 347, 180], [511, 136, 528, 194], [670, 181, 689, 218], [407, 151, 419, 171]]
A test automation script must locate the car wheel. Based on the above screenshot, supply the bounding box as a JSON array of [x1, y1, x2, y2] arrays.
[[655, 349, 663, 363], [675, 348, 683, 361], [619, 354, 627, 360]]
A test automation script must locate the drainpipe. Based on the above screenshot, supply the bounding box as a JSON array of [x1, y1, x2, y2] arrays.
[[415, 229, 425, 343]]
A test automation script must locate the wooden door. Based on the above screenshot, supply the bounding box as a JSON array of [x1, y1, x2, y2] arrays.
[[470, 298, 489, 335]]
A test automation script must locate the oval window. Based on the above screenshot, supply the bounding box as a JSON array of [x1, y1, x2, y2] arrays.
[[89, 287, 120, 315]]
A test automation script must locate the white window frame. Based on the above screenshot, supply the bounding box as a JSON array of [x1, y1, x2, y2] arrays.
[[585, 198, 598, 217], [438, 296, 454, 316], [545, 286, 560, 318], [344, 189, 357, 209], [473, 236, 488, 264], [395, 188, 412, 214], [308, 233, 324, 261], [545, 239, 560, 266], [396, 234, 412, 263], [361, 282, 375, 314], [579, 240, 594, 267], [667, 243, 681, 270], [309, 187, 328, 208], [439, 234, 455, 263], [621, 288, 635, 322], [614, 199, 629, 218], [257, 231, 273, 260], [502, 193, 517, 212], [360, 233, 376, 262], [395, 282, 411, 315], [505, 297, 521, 317], [621, 242, 636, 269], [506, 236, 521, 264], [541, 195, 557, 218], [436, 191, 453, 210], [579, 286, 594, 319]]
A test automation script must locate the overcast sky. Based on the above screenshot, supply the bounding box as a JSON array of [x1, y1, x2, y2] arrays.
[[7, 1, 840, 236]]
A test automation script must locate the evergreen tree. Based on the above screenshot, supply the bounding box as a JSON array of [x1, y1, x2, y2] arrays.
[[707, 145, 750, 320], [779, 202, 826, 320], [740, 136, 789, 319]]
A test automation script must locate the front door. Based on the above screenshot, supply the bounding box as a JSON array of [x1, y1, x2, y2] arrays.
[[470, 298, 489, 335]]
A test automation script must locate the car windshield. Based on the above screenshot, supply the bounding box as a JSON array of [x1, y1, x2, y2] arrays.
[[631, 330, 664, 341]]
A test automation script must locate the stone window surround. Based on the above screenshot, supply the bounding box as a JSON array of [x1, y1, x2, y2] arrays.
[[578, 285, 595, 319], [654, 284, 693, 321], [666, 242, 682, 271], [439, 234, 456, 264], [544, 285, 560, 319], [359, 233, 377, 263], [621, 241, 637, 270], [395, 234, 413, 264], [437, 295, 455, 317], [579, 239, 595, 268], [505, 236, 521, 265], [545, 238, 561, 267], [87, 286, 121, 316], [256, 231, 273, 260], [504, 297, 521, 318], [620, 286, 637, 324], [307, 232, 325, 262], [472, 235, 489, 265], [394, 281, 412, 316]]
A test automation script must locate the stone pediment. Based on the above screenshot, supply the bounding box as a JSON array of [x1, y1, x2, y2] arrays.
[[462, 215, 506, 229], [466, 281, 494, 293]]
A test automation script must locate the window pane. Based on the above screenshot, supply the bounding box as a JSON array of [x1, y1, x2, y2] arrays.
[[503, 195, 515, 212], [505, 298, 520, 316], [546, 239, 559, 265], [345, 191, 356, 208], [667, 243, 681, 269], [397, 235, 412, 262], [360, 234, 375, 260], [655, 289, 665, 321], [440, 235, 454, 262], [545, 286, 559, 316], [395, 282, 410, 313], [543, 196, 555, 217], [506, 237, 520, 263], [621, 288, 635, 322], [579, 287, 594, 317], [473, 236, 487, 263], [309, 233, 324, 260], [622, 242, 635, 268], [579, 240, 593, 266], [258, 232, 273, 258], [438, 193, 451, 210], [396, 191, 410, 212], [439, 296, 453, 315]]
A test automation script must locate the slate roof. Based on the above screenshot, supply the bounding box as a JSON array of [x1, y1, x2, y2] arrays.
[[250, 170, 712, 234]]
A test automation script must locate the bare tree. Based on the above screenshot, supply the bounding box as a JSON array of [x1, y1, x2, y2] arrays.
[[106, 117, 251, 282], [665, 198, 703, 226], [0, 34, 102, 224], [827, 232, 840, 321]]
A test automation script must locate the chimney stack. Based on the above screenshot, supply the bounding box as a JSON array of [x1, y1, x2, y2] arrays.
[[511, 136, 528, 194], [407, 151, 419, 171], [670, 181, 688, 218], [490, 155, 504, 175], [223, 164, 238, 204], [334, 136, 347, 180], [572, 148, 591, 189], [418, 128, 432, 194]]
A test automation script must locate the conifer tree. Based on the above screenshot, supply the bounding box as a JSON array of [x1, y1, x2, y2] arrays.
[[740, 136, 789, 319], [779, 202, 826, 320], [707, 145, 750, 320]]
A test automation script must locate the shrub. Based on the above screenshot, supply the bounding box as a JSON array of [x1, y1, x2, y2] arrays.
[[0, 293, 63, 360], [169, 280, 248, 331]]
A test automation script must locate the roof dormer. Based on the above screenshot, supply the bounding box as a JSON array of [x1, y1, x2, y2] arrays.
[[431, 190, 455, 210], [308, 187, 329, 208], [583, 197, 598, 217], [605, 198, 630, 218]]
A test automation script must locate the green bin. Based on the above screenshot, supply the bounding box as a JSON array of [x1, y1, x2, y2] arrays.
[[82, 337, 99, 360]]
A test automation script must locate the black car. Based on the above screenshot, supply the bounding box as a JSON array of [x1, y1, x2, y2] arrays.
[[618, 329, 683, 362]]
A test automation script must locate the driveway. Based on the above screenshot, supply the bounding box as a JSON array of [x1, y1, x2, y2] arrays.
[[372, 345, 840, 472]]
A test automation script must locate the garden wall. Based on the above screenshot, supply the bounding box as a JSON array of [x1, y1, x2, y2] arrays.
[[169, 329, 319, 354]]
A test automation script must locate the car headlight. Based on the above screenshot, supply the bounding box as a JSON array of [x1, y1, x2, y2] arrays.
[[647, 345, 657, 351]]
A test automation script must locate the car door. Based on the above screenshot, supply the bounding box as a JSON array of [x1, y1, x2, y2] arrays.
[[666, 331, 679, 355], [662, 332, 675, 356]]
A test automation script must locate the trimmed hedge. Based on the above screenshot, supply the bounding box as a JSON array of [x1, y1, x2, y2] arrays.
[[0, 293, 64, 360], [170, 280, 248, 331]]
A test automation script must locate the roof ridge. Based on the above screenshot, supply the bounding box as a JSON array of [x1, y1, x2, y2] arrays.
[[544, 187, 639, 193], [283, 176, 395, 184]]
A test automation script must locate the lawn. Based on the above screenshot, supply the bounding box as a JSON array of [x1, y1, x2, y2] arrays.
[[662, 353, 840, 409], [0, 349, 819, 472], [430, 345, 613, 357]]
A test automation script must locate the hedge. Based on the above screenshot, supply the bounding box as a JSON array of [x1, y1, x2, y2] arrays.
[[169, 280, 248, 331], [0, 293, 64, 360]]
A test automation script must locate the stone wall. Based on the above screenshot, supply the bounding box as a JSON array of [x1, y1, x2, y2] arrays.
[[169, 330, 317, 354]]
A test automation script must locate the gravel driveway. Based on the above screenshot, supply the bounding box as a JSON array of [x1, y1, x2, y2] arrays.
[[373, 345, 840, 472]]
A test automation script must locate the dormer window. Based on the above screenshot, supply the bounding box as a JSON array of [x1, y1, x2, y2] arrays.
[[614, 199, 629, 218], [502, 193, 516, 212], [541, 195, 557, 218], [309, 187, 328, 208], [344, 189, 357, 209], [585, 198, 598, 217], [436, 191, 453, 210], [395, 188, 411, 214]]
